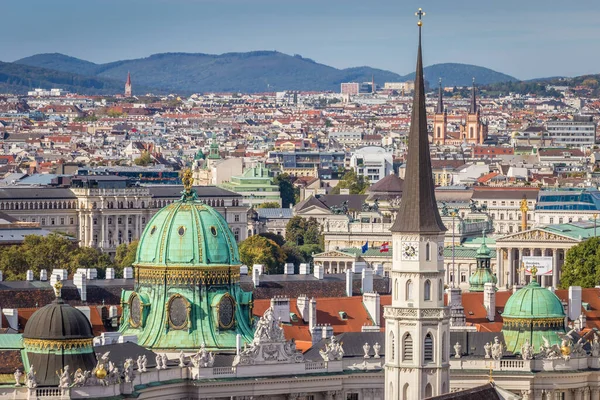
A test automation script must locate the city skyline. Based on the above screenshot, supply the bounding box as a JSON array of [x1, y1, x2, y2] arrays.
[[2, 0, 600, 80]]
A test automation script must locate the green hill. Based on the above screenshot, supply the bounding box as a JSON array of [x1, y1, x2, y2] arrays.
[[13, 51, 519, 94]]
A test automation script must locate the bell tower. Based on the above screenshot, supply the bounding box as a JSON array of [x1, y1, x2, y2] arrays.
[[385, 8, 450, 400], [433, 78, 447, 145], [125, 72, 132, 98]]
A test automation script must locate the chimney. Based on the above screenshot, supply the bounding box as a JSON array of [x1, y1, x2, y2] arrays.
[[346, 269, 353, 297], [297, 295, 310, 322], [363, 292, 381, 326], [311, 324, 323, 345], [74, 272, 87, 302], [361, 268, 373, 293], [299, 263, 310, 275], [26, 270, 34, 281], [123, 267, 134, 279], [284, 263, 294, 275], [270, 296, 290, 323], [2, 309, 18, 330], [51, 269, 68, 280], [105, 268, 115, 280], [446, 287, 466, 327], [252, 267, 260, 288], [352, 261, 366, 274], [39, 269, 47, 281], [568, 286, 582, 321], [309, 297, 317, 332], [0, 271, 3, 282], [321, 324, 334, 340], [109, 305, 119, 327], [483, 282, 496, 322], [240, 265, 248, 275], [314, 264, 324, 280], [75, 306, 91, 324], [253, 264, 264, 275], [373, 263, 384, 276]]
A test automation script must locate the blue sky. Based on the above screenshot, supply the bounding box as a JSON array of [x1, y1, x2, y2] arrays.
[[2, 0, 599, 80]]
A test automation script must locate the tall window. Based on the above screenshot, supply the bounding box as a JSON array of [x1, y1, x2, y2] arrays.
[[403, 333, 413, 361], [425, 384, 433, 398], [424, 333, 434, 362], [406, 280, 414, 301], [424, 279, 431, 301], [438, 279, 443, 301], [442, 332, 447, 362], [394, 279, 398, 300], [425, 243, 430, 261]]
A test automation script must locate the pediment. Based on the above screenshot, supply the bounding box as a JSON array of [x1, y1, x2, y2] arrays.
[[313, 250, 357, 259], [496, 229, 579, 243]]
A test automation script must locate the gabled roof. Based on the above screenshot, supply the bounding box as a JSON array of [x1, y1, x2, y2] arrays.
[[367, 173, 404, 194], [294, 195, 328, 213]]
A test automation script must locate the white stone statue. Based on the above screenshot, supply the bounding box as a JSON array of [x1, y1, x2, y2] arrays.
[[26, 366, 37, 389], [137, 355, 144, 372], [72, 368, 86, 387], [521, 339, 533, 360], [191, 343, 215, 368], [363, 343, 371, 358], [253, 306, 284, 343], [179, 351, 186, 367], [57, 365, 71, 388], [161, 354, 168, 369], [123, 358, 135, 383], [592, 335, 600, 357], [141, 355, 147, 372], [155, 354, 162, 370], [484, 342, 491, 359], [491, 336, 503, 360], [14, 368, 22, 387], [319, 336, 344, 361], [540, 335, 561, 360], [454, 342, 462, 359], [373, 342, 381, 358]]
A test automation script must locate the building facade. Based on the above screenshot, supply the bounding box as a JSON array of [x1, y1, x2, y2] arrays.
[[546, 115, 596, 147]]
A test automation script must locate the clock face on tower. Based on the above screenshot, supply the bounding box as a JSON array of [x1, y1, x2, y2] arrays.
[[401, 242, 419, 260]]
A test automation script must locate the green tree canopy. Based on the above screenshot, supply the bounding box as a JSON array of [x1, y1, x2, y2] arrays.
[[239, 235, 286, 274], [274, 173, 298, 208], [285, 216, 321, 246], [330, 169, 369, 195], [560, 237, 600, 288], [134, 151, 152, 166], [257, 232, 285, 247], [258, 201, 281, 209], [114, 240, 139, 275], [281, 243, 305, 270]]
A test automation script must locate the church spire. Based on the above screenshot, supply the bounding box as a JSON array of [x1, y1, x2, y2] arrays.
[[469, 77, 477, 114], [390, 10, 446, 234], [436, 78, 444, 114]]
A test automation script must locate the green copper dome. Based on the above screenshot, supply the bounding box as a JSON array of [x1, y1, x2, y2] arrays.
[[469, 232, 497, 292], [135, 193, 240, 267], [501, 278, 566, 353]]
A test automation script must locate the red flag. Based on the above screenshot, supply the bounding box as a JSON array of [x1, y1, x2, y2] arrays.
[[380, 242, 389, 253]]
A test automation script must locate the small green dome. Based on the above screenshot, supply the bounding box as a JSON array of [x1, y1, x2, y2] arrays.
[[501, 278, 566, 354], [502, 280, 565, 319], [468, 267, 497, 291], [135, 190, 240, 267]]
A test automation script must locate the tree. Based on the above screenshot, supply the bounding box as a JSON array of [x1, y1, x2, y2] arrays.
[[285, 216, 321, 246], [238, 235, 285, 274], [298, 243, 323, 263], [134, 151, 152, 166], [282, 244, 305, 270], [330, 169, 369, 195], [0, 246, 28, 281], [69, 247, 113, 278], [114, 240, 139, 275], [22, 234, 77, 274], [274, 173, 297, 208], [257, 232, 285, 247], [258, 202, 281, 209], [559, 237, 600, 288]]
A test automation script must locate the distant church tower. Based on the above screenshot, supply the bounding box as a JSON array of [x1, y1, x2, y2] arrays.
[[461, 78, 488, 144], [125, 72, 132, 97], [385, 9, 450, 400], [433, 78, 447, 145]]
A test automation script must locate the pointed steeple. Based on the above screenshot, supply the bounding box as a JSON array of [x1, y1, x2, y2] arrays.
[[126, 71, 131, 86], [436, 78, 444, 114], [469, 77, 477, 114], [390, 17, 446, 234]]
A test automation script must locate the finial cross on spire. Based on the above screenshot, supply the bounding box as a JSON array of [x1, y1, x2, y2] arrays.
[[415, 8, 425, 26]]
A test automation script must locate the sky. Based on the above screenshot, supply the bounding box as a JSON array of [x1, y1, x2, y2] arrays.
[[1, 0, 600, 80]]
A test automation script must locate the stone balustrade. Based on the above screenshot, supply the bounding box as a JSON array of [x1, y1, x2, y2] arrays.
[[451, 355, 599, 373]]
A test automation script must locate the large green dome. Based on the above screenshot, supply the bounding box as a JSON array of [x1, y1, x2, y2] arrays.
[[135, 194, 240, 267], [502, 278, 566, 354]]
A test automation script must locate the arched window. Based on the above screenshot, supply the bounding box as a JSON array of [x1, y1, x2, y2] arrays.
[[437, 126, 441, 138], [403, 383, 409, 400], [402, 333, 413, 361], [470, 127, 474, 138], [425, 243, 430, 261], [406, 280, 413, 301], [424, 333, 434, 362], [389, 331, 395, 362], [439, 279, 443, 301], [424, 279, 431, 301], [442, 332, 447, 362], [394, 279, 398, 300], [425, 383, 433, 398]]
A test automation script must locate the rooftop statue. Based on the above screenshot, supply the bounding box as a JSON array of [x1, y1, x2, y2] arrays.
[[320, 336, 345, 361]]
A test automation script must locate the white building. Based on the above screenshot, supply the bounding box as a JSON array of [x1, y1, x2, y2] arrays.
[[350, 147, 393, 183], [546, 115, 596, 147]]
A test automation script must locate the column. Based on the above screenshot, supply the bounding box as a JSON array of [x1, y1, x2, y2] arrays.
[[552, 249, 559, 288], [507, 248, 514, 288], [101, 214, 106, 249], [113, 215, 119, 247], [590, 387, 599, 400], [125, 214, 130, 244], [89, 214, 95, 247], [496, 247, 503, 288], [81, 212, 87, 246], [574, 388, 584, 400]]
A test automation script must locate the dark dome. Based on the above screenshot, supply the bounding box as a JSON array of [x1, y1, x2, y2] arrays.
[[24, 299, 93, 340]]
